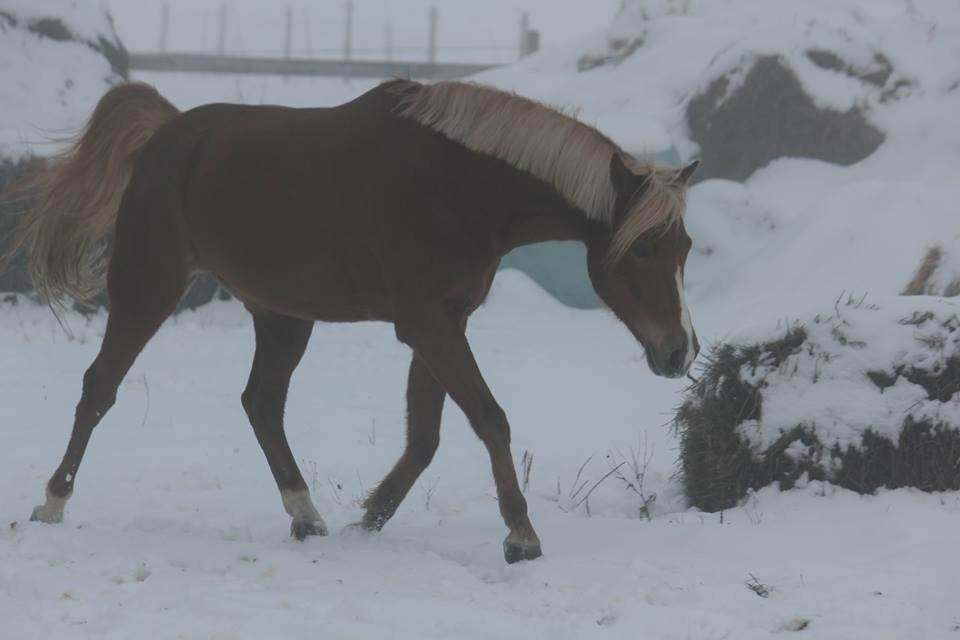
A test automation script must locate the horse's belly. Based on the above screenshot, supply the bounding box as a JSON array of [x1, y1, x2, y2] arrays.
[[212, 265, 391, 323], [186, 212, 391, 322]]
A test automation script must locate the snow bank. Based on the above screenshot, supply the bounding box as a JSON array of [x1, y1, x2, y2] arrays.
[[0, 0, 126, 159], [474, 0, 960, 326], [678, 295, 960, 511]]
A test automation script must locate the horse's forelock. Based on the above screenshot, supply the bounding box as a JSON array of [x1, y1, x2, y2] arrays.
[[608, 166, 688, 261]]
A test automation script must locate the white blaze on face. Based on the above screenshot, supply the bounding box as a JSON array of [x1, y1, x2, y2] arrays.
[[675, 268, 696, 370]]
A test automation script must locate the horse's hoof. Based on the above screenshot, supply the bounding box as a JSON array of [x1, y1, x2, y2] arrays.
[[290, 518, 328, 540], [30, 503, 64, 524], [503, 540, 542, 564]]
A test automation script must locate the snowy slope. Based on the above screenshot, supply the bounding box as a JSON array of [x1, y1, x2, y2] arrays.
[[474, 0, 960, 336], [2, 1, 960, 638]]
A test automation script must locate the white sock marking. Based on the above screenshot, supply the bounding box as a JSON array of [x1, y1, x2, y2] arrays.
[[281, 489, 323, 522], [676, 268, 696, 370]]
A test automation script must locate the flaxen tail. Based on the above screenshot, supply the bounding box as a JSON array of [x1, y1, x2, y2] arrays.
[[0, 82, 179, 304]]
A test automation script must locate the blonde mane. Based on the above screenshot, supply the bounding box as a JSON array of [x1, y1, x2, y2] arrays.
[[392, 80, 687, 258]]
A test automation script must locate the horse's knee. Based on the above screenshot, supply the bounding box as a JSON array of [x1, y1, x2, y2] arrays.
[[499, 487, 529, 519], [407, 433, 440, 468], [471, 405, 510, 446], [78, 363, 117, 420], [241, 387, 283, 430]]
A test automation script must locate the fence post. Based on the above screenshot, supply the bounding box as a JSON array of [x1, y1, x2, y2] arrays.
[[159, 3, 169, 52], [217, 4, 227, 55], [427, 6, 438, 65], [525, 29, 540, 57], [284, 5, 293, 59], [519, 12, 539, 59]]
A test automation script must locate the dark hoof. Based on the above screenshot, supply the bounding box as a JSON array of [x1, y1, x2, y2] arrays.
[[290, 519, 329, 540], [503, 541, 542, 564]]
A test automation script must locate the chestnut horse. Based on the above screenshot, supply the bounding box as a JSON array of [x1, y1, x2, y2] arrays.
[[3, 79, 699, 563]]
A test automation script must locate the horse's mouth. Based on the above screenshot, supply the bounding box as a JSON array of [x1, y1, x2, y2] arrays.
[[644, 347, 688, 379], [644, 349, 663, 377]]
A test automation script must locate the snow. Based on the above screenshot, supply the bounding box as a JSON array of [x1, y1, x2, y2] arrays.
[[0, 1, 122, 159], [2, 279, 959, 639], [2, 0, 120, 44], [3, 0, 960, 637], [127, 72, 383, 112], [732, 295, 960, 451]]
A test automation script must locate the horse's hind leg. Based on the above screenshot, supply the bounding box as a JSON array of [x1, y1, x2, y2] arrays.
[[241, 309, 326, 540], [361, 354, 444, 531], [31, 221, 189, 523]]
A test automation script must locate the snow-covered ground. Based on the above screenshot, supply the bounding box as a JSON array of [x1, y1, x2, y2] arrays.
[[3, 0, 960, 638], [2, 278, 958, 639]]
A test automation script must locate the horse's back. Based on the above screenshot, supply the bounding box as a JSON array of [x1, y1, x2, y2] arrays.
[[119, 82, 497, 323], [124, 88, 399, 321]]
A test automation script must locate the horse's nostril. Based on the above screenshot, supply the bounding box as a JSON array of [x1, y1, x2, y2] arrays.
[[667, 346, 685, 371]]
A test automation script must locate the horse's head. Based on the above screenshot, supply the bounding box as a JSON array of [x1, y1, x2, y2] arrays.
[[586, 155, 700, 379]]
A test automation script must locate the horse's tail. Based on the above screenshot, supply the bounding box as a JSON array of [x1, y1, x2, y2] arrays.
[[0, 82, 179, 304]]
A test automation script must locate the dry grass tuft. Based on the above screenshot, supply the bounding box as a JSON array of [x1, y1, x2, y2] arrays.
[[902, 246, 960, 297]]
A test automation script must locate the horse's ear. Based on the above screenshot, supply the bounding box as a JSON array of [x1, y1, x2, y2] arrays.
[[674, 159, 700, 186], [609, 153, 636, 197]]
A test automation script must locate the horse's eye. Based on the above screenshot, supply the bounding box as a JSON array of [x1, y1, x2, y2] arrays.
[[631, 243, 652, 259]]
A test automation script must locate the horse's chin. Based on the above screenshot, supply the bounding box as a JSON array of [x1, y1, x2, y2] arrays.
[[644, 349, 663, 377]]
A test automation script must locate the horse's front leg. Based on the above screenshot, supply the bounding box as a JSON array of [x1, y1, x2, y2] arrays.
[[394, 312, 541, 564], [361, 353, 445, 531]]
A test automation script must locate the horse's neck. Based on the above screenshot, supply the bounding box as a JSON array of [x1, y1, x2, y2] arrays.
[[480, 164, 593, 256], [497, 206, 588, 253], [425, 127, 599, 256]]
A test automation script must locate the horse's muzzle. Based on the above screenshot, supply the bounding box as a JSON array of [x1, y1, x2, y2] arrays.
[[645, 335, 698, 379]]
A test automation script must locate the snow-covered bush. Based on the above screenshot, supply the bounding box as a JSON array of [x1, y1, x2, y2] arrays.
[[0, 2, 222, 309], [676, 295, 960, 512], [0, 1, 128, 295], [0, 1, 127, 159]]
